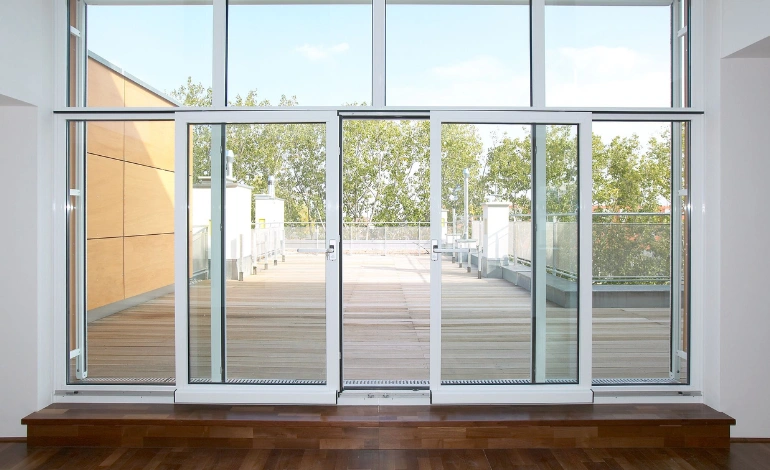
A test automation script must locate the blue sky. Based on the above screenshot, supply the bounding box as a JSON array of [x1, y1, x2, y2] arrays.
[[86, 3, 672, 109]]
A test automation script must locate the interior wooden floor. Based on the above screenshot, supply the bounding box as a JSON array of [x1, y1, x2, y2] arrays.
[[20, 402, 736, 450], [75, 253, 682, 384], [5, 443, 769, 470]]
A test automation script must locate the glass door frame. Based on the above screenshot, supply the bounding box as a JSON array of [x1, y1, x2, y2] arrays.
[[173, 110, 341, 404], [428, 111, 594, 404]]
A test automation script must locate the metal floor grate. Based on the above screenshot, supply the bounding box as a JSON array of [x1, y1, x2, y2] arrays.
[[73, 377, 175, 384], [593, 378, 682, 385], [190, 378, 325, 385]]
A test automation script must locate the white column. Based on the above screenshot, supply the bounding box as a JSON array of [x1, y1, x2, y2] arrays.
[[481, 202, 511, 278]]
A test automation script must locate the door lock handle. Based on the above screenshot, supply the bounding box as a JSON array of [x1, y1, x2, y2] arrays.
[[296, 239, 336, 260]]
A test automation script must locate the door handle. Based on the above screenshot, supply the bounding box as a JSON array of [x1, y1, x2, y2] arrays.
[[297, 239, 336, 260], [431, 239, 470, 261]]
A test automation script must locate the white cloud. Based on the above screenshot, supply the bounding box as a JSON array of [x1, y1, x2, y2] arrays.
[[295, 42, 350, 61], [388, 55, 529, 108], [431, 56, 508, 81], [557, 46, 644, 77], [546, 45, 671, 108]]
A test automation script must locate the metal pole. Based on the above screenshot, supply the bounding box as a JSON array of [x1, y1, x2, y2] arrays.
[[463, 168, 470, 241], [463, 168, 470, 265]]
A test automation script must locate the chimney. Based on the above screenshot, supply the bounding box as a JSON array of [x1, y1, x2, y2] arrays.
[[267, 175, 275, 198]]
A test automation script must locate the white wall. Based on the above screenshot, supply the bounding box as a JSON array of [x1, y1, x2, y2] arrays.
[[192, 185, 255, 259], [699, 0, 723, 416], [719, 58, 770, 438], [722, 0, 770, 57], [0, 107, 41, 437], [0, 0, 54, 437]]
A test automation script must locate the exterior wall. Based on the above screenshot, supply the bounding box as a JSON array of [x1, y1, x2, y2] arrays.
[[192, 184, 256, 279], [85, 58, 175, 311]]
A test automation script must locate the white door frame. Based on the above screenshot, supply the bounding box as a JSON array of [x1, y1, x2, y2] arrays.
[[429, 111, 593, 404], [173, 110, 340, 404]]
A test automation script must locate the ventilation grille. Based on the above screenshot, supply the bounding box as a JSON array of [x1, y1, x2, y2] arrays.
[[190, 378, 325, 385], [73, 377, 175, 384], [442, 378, 578, 385], [344, 379, 429, 389], [443, 379, 531, 385], [593, 378, 682, 385]]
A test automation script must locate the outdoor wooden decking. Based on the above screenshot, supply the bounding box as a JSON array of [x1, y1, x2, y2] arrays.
[[76, 254, 680, 384]]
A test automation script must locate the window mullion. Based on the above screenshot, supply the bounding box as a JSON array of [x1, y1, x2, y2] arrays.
[[373, 0, 386, 107], [531, 0, 546, 107], [213, 0, 227, 107]]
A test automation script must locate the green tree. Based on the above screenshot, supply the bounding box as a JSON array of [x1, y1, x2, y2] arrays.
[[170, 78, 212, 183], [174, 76, 674, 285], [483, 129, 531, 213], [172, 80, 326, 223], [440, 124, 484, 230], [591, 127, 673, 284]]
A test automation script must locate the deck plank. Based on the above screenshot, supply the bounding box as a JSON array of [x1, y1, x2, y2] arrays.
[[74, 254, 680, 383]]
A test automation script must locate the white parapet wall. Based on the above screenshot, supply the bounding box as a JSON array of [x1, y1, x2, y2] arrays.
[[253, 195, 285, 269], [192, 179, 254, 280]]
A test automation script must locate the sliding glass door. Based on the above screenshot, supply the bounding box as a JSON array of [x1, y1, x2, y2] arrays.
[[429, 111, 593, 403], [174, 111, 340, 404]]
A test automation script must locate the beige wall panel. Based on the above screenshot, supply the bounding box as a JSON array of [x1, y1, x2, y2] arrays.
[[124, 79, 176, 108], [86, 121, 124, 160], [87, 59, 125, 107], [124, 120, 175, 171], [124, 234, 174, 298], [87, 238, 125, 311], [124, 163, 175, 236], [86, 154, 124, 239]]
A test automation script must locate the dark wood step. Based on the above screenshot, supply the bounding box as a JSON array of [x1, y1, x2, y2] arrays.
[[22, 403, 735, 450]]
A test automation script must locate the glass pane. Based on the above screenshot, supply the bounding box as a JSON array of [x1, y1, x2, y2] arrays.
[[67, 0, 83, 107], [341, 119, 431, 385], [540, 125, 579, 383], [674, 0, 689, 108], [228, 2, 372, 106], [679, 121, 690, 383], [189, 123, 328, 383], [441, 123, 532, 384], [545, 4, 671, 107], [68, 120, 176, 384], [386, 2, 530, 106], [67, 121, 84, 379], [83, 3, 213, 107], [189, 124, 215, 382], [227, 123, 327, 382], [591, 121, 678, 383]]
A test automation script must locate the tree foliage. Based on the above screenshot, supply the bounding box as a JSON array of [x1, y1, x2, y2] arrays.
[[173, 79, 676, 282]]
